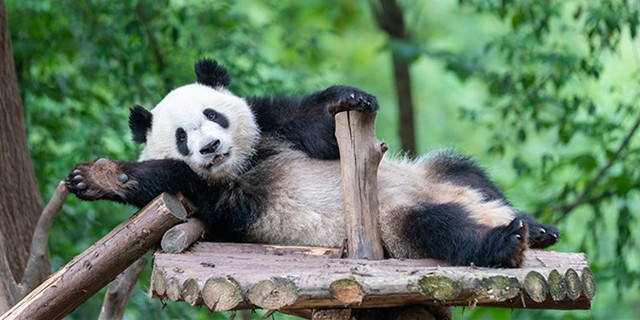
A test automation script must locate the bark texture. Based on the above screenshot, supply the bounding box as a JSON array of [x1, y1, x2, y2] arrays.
[[334, 111, 386, 260], [2, 193, 189, 320], [150, 243, 595, 311], [0, 0, 47, 285]]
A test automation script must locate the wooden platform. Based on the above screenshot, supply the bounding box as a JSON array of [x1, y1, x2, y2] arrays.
[[150, 242, 595, 312]]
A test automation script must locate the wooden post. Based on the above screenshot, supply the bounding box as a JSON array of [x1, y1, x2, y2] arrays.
[[1, 193, 189, 320], [333, 110, 386, 260], [313, 110, 387, 319]]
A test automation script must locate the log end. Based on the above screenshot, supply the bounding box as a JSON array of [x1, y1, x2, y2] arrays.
[[150, 267, 166, 297], [202, 276, 243, 311], [181, 278, 200, 306], [247, 277, 298, 310], [162, 193, 188, 220], [564, 268, 583, 300], [547, 269, 567, 301], [165, 277, 182, 302], [329, 279, 364, 306], [418, 275, 462, 300], [523, 271, 548, 303], [475, 275, 521, 302], [581, 267, 596, 300], [161, 228, 188, 253]]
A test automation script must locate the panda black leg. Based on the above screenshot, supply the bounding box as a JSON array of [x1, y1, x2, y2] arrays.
[[403, 203, 490, 266], [475, 218, 529, 268], [403, 203, 528, 267], [65, 157, 206, 208]]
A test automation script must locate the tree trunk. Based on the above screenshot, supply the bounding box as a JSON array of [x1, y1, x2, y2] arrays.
[[391, 55, 416, 154], [371, 0, 417, 155], [0, 0, 48, 285]]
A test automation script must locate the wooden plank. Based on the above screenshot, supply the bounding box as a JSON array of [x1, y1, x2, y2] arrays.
[[150, 243, 594, 311]]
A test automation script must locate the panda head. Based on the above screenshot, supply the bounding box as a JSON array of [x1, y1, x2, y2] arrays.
[[129, 59, 259, 182]]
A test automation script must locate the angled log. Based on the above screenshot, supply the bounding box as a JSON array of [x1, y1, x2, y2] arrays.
[[2, 193, 189, 320], [150, 243, 595, 311]]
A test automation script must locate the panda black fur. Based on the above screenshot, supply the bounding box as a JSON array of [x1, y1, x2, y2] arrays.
[[66, 58, 559, 268]]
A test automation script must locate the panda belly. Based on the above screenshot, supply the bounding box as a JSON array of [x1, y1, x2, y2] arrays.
[[244, 150, 517, 256], [244, 152, 346, 247]]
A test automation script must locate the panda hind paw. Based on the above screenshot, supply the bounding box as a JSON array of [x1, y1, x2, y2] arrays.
[[480, 218, 529, 268], [327, 87, 379, 116], [528, 223, 560, 249]]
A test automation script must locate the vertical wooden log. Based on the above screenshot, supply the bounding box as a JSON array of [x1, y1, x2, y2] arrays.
[[334, 111, 386, 260], [1, 193, 189, 320], [329, 110, 451, 320]]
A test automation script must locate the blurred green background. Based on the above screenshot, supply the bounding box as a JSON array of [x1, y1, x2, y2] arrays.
[[6, 0, 640, 318]]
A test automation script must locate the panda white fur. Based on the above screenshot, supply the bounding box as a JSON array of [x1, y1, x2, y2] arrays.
[[66, 59, 558, 267]]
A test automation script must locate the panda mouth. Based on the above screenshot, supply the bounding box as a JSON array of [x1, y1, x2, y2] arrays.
[[206, 153, 229, 168]]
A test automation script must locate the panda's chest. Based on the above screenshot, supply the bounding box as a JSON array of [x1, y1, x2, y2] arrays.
[[243, 151, 346, 247]]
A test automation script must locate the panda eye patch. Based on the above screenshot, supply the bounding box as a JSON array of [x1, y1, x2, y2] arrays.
[[175, 127, 189, 155], [203, 108, 229, 128]]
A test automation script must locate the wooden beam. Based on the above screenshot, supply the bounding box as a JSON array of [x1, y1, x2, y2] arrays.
[[150, 243, 594, 311], [2, 193, 190, 320]]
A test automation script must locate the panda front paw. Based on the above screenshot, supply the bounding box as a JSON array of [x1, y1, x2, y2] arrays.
[[326, 86, 379, 117], [478, 218, 529, 268], [65, 157, 129, 201]]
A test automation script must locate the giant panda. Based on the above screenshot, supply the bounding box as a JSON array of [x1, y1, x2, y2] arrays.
[[65, 58, 559, 268]]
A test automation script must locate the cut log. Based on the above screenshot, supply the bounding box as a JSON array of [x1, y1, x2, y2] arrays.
[[1, 193, 190, 320], [334, 111, 386, 260], [201, 276, 243, 311], [161, 218, 206, 253], [150, 243, 595, 311]]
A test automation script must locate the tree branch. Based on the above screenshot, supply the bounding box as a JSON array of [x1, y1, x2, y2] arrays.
[[20, 181, 69, 296], [547, 112, 640, 222], [1, 181, 68, 314], [98, 257, 148, 320]]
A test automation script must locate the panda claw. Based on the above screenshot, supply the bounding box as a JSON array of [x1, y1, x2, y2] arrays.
[[95, 157, 108, 164], [76, 182, 87, 190]]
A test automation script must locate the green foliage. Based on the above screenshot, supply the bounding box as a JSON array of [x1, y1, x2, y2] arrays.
[[7, 0, 640, 318]]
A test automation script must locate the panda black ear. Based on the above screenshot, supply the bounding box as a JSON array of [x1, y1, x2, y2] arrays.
[[129, 105, 153, 144], [194, 58, 231, 89]]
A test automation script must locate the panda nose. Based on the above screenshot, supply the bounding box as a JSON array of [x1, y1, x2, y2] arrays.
[[200, 139, 220, 155]]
